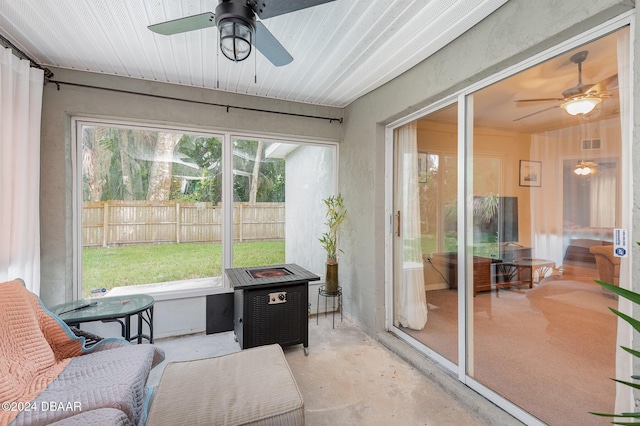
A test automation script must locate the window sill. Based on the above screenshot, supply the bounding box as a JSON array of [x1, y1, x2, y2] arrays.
[[104, 277, 227, 301]]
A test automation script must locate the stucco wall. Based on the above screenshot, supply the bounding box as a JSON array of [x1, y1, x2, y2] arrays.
[[339, 0, 634, 336], [40, 67, 343, 306], [285, 144, 336, 277], [284, 144, 338, 315]]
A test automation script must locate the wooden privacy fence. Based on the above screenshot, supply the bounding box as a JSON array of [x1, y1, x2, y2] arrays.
[[82, 201, 285, 247]]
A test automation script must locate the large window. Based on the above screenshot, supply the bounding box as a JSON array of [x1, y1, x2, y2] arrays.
[[74, 121, 336, 298]]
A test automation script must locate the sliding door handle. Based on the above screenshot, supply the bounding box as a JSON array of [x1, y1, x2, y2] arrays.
[[396, 211, 401, 237]]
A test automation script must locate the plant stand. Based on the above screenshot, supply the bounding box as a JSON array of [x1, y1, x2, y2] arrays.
[[316, 285, 342, 329]]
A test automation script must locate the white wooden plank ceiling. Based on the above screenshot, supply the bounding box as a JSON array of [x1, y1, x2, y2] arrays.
[[0, 0, 507, 107]]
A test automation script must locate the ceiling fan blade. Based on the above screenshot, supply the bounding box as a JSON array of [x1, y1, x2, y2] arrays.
[[255, 21, 293, 66], [586, 74, 618, 95], [252, 0, 337, 19], [515, 98, 565, 103], [148, 12, 216, 35], [513, 105, 560, 122]]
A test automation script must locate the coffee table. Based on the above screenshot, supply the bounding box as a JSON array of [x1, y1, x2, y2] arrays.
[[493, 258, 556, 290], [49, 294, 154, 343]]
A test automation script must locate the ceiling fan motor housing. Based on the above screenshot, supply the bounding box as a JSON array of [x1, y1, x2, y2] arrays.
[[216, 0, 257, 62], [215, 0, 257, 29]]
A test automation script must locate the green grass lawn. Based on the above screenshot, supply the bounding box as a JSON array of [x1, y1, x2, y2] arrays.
[[419, 233, 498, 258], [82, 241, 285, 296]]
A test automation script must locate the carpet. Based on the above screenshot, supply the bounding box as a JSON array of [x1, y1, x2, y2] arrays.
[[401, 276, 617, 426], [545, 289, 615, 315]]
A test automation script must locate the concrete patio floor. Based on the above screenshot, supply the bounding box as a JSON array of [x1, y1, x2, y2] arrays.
[[149, 315, 522, 425]]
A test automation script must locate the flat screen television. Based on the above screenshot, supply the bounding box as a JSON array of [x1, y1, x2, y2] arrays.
[[473, 196, 519, 244]]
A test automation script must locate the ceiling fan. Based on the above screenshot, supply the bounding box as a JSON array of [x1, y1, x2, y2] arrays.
[[148, 0, 336, 67], [513, 50, 618, 121], [573, 160, 599, 175]]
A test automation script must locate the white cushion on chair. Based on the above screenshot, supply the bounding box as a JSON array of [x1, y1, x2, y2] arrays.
[[147, 344, 304, 425]]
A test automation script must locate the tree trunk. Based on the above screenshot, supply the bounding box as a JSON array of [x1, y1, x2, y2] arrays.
[[82, 128, 105, 202], [147, 132, 180, 201], [249, 141, 263, 204], [119, 129, 133, 200]]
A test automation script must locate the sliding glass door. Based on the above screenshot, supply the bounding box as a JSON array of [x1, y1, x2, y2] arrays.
[[390, 25, 630, 425], [467, 29, 625, 425], [392, 104, 459, 365]]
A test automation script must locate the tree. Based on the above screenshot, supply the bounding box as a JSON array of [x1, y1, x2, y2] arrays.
[[119, 129, 134, 200], [82, 126, 106, 202], [81, 126, 159, 202], [101, 129, 131, 201], [174, 135, 222, 203], [249, 141, 264, 203], [147, 132, 180, 201], [233, 139, 285, 202]]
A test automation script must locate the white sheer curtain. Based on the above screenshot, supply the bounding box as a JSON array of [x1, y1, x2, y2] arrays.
[[529, 132, 565, 266], [0, 47, 43, 294], [590, 167, 616, 227], [530, 121, 619, 266], [394, 122, 428, 330]]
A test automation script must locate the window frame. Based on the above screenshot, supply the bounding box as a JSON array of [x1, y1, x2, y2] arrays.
[[71, 117, 339, 301]]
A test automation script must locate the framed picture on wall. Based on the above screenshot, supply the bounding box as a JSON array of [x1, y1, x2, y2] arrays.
[[519, 160, 542, 187], [418, 152, 428, 183]]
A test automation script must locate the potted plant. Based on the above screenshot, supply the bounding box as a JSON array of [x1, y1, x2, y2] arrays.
[[318, 194, 347, 294]]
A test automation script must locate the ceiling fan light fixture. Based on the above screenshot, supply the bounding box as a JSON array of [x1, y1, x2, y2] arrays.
[[574, 161, 597, 176], [149, 0, 335, 66], [215, 1, 256, 63], [561, 96, 601, 116], [574, 165, 590, 175], [219, 19, 253, 62]]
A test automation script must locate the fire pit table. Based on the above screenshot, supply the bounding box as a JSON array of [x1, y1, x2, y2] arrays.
[[225, 264, 320, 355]]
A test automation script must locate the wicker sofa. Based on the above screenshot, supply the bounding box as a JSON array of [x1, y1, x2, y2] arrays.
[[0, 279, 165, 426]]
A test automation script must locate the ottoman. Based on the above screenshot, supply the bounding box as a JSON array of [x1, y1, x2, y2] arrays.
[[146, 344, 304, 425]]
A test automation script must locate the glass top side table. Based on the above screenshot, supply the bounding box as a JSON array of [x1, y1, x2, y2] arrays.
[[49, 294, 154, 343]]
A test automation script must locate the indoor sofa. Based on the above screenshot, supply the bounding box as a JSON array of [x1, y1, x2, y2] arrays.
[[590, 245, 621, 286], [0, 279, 165, 426]]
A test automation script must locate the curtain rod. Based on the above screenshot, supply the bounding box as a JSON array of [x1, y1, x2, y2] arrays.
[[0, 33, 54, 79], [47, 79, 343, 124], [0, 32, 342, 124]]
